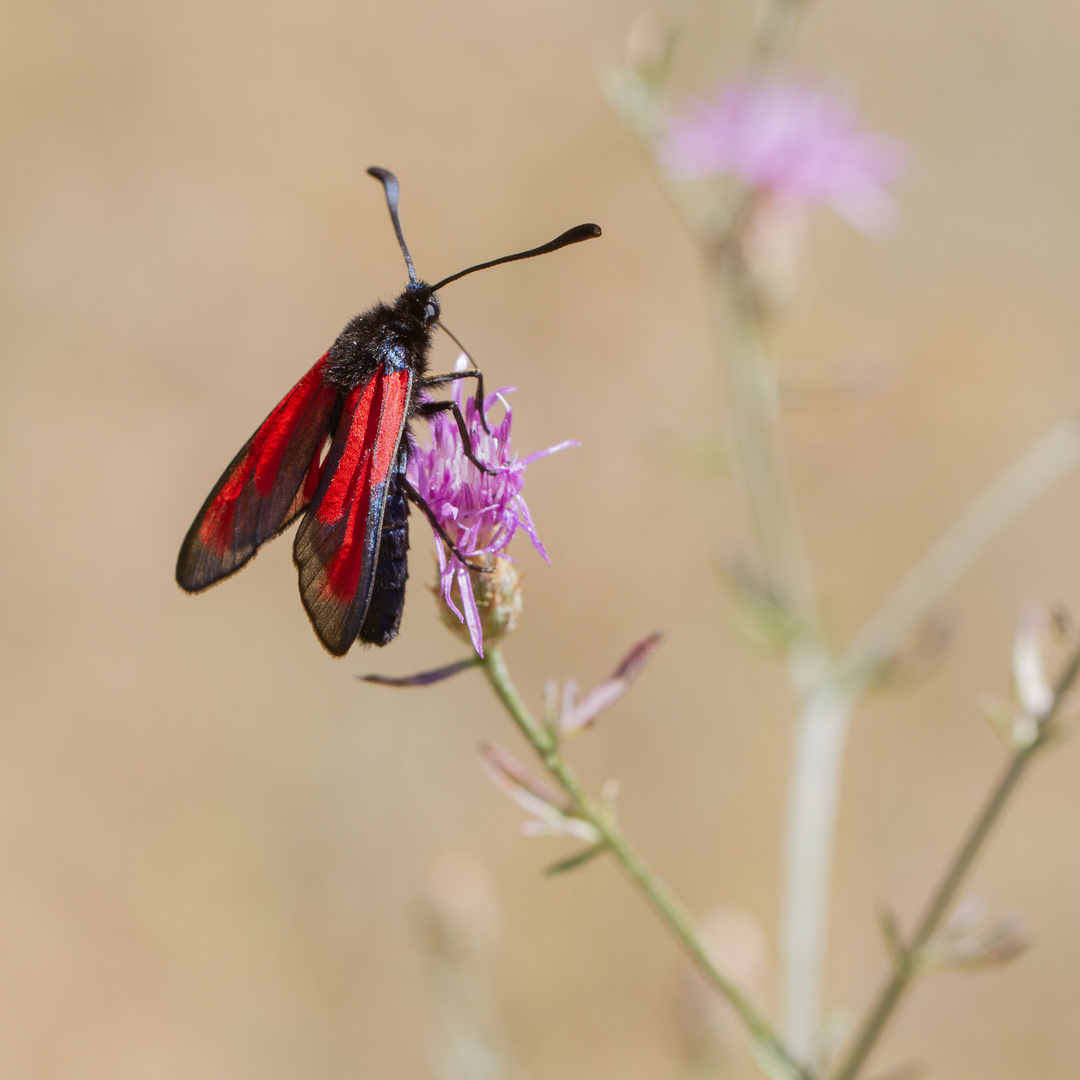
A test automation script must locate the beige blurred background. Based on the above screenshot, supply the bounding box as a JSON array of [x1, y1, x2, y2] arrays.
[[4, 0, 1080, 1077]]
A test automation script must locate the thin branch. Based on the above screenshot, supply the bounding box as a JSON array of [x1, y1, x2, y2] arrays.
[[600, 66, 731, 247], [779, 412, 1080, 1050], [751, 0, 814, 68], [480, 645, 814, 1080], [781, 685, 855, 1056], [843, 414, 1080, 687], [829, 643, 1080, 1080], [709, 264, 825, 648], [780, 412, 1080, 1056], [605, 17, 1080, 1069]]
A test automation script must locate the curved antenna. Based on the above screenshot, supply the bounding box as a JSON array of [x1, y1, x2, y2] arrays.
[[430, 223, 601, 292], [367, 166, 417, 284]]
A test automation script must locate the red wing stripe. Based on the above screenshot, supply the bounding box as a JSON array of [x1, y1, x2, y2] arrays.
[[317, 374, 380, 525], [319, 369, 410, 602], [293, 365, 412, 655], [198, 358, 332, 556], [177, 355, 338, 592]]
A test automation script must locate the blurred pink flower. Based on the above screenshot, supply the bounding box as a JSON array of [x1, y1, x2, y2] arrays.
[[660, 79, 907, 236]]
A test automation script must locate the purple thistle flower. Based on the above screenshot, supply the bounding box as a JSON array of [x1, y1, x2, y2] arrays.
[[407, 355, 578, 656], [660, 79, 907, 236]]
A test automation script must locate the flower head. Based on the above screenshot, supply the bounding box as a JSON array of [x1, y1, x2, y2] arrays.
[[407, 356, 577, 656], [660, 79, 907, 236]]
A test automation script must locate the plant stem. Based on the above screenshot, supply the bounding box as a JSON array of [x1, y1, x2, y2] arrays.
[[604, 25, 1080, 1067], [829, 644, 1080, 1080], [751, 0, 812, 68], [779, 683, 853, 1057], [710, 254, 841, 1062], [777, 412, 1080, 1061], [842, 415, 1080, 685], [480, 645, 813, 1080], [710, 262, 822, 641]]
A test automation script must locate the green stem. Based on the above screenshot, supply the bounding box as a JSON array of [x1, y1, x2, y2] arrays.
[[830, 644, 1080, 1080], [481, 645, 813, 1080], [751, 0, 812, 68], [711, 251, 842, 1061], [709, 258, 823, 642]]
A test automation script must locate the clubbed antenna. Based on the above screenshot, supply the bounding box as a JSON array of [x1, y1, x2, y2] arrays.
[[367, 166, 417, 284], [431, 223, 602, 292]]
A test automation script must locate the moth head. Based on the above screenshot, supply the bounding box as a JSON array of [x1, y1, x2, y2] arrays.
[[400, 281, 440, 328]]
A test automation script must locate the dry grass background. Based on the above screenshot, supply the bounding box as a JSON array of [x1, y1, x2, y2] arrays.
[[3, 1, 1080, 1077]]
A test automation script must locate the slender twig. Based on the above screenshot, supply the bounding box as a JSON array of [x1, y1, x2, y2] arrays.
[[829, 643, 1080, 1080], [780, 681, 853, 1056], [600, 67, 731, 247], [480, 645, 814, 1080], [710, 264, 824, 642], [841, 414, 1080, 689], [777, 413, 1080, 1054], [604, 45, 821, 633], [604, 13, 1080, 1065], [602, 15, 837, 1059], [751, 0, 813, 68], [710, 237, 847, 1062]]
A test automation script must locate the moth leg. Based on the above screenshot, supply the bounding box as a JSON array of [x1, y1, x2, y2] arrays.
[[420, 367, 488, 434], [416, 399, 498, 476], [435, 322, 489, 434], [400, 476, 495, 574]]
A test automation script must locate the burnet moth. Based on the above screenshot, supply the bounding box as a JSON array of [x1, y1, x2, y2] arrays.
[[176, 167, 600, 656]]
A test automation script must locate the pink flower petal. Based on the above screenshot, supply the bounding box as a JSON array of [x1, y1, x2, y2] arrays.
[[408, 376, 577, 653], [458, 567, 484, 657], [660, 79, 907, 237]]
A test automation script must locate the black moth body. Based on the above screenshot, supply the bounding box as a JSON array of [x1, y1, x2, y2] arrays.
[[320, 286, 441, 647], [176, 167, 600, 656]]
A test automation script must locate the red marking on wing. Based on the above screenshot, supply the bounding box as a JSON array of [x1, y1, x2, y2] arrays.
[[293, 365, 412, 655], [197, 359, 331, 555], [177, 356, 338, 591]]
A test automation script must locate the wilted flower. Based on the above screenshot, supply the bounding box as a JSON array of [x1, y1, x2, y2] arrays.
[[478, 743, 602, 845], [880, 896, 1028, 975], [408, 356, 578, 656], [660, 79, 907, 237], [546, 632, 664, 737], [982, 604, 1058, 748], [923, 895, 1028, 971], [1013, 604, 1054, 722]]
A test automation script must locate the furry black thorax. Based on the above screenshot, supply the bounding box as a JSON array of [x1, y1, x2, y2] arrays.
[[323, 283, 439, 392]]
